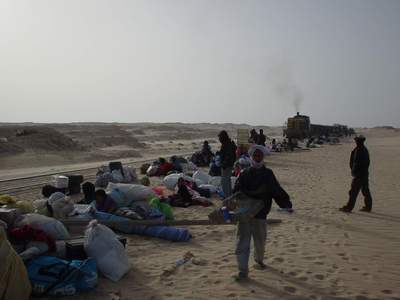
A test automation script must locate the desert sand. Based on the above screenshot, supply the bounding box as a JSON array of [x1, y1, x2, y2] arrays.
[[2, 126, 400, 299]]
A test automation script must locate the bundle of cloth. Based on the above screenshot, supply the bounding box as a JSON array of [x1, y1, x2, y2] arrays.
[[95, 165, 138, 188]]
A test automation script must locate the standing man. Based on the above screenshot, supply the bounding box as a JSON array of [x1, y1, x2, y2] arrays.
[[340, 135, 373, 213], [228, 145, 292, 280], [257, 129, 266, 146], [218, 130, 237, 198], [249, 129, 258, 144]]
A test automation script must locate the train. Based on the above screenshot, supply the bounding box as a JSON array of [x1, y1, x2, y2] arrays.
[[283, 112, 354, 140]]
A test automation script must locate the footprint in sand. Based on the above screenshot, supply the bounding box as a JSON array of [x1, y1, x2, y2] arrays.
[[314, 274, 325, 280], [227, 293, 237, 298], [381, 289, 392, 295], [288, 271, 298, 276], [299, 276, 308, 281], [284, 286, 297, 294], [314, 261, 324, 266], [214, 280, 221, 284], [274, 257, 285, 263]]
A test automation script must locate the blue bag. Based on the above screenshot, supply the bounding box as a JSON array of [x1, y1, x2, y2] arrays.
[[26, 256, 97, 296]]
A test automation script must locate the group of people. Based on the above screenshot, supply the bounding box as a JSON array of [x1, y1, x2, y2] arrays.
[[212, 129, 373, 280], [249, 129, 267, 146]]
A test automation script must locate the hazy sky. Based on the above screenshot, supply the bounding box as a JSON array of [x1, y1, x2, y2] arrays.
[[1, 0, 399, 127]]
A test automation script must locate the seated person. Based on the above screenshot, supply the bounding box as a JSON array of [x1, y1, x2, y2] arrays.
[[79, 182, 96, 204], [201, 141, 214, 165], [95, 189, 117, 213]]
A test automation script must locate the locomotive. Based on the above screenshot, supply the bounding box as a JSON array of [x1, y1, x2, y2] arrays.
[[283, 112, 353, 140]]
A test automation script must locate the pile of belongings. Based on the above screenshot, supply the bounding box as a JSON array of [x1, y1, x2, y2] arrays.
[[146, 157, 174, 177], [0, 209, 100, 297], [146, 156, 195, 177], [67, 182, 192, 242], [0, 180, 195, 296], [166, 177, 214, 208], [95, 161, 138, 187], [41, 174, 85, 196], [163, 170, 238, 201]]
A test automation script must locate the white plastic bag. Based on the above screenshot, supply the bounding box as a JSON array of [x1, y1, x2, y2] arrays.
[[84, 221, 130, 282], [106, 183, 156, 206], [15, 213, 70, 240], [209, 176, 222, 187], [48, 193, 74, 219], [193, 170, 211, 185], [121, 166, 138, 183], [111, 170, 124, 183], [163, 173, 195, 190]]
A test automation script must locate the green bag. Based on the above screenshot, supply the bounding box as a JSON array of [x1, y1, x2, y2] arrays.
[[149, 198, 174, 220]]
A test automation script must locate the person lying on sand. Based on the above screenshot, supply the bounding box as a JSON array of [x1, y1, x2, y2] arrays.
[[226, 144, 293, 281]]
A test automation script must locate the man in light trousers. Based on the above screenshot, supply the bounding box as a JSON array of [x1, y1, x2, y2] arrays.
[[228, 145, 292, 280]]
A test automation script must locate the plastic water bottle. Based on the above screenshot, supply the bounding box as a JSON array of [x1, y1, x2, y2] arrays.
[[221, 206, 231, 223]]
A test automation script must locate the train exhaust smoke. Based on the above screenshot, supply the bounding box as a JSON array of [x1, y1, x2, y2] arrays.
[[267, 63, 304, 113]]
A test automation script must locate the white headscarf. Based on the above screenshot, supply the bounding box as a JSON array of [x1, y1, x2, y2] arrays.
[[248, 145, 270, 168]]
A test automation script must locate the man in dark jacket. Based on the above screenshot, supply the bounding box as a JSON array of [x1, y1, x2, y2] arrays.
[[340, 135, 373, 213], [218, 130, 237, 197], [229, 145, 292, 280], [257, 129, 266, 146]]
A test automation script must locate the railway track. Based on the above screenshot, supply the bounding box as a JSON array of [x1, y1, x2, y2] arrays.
[[0, 152, 193, 197]]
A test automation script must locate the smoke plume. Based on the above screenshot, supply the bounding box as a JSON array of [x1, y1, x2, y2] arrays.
[[268, 63, 304, 113]]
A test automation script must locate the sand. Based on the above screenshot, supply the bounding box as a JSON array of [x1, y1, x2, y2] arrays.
[[3, 127, 400, 299]]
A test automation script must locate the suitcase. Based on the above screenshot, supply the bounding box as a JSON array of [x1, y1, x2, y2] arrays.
[[65, 236, 127, 260], [65, 175, 84, 195]]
